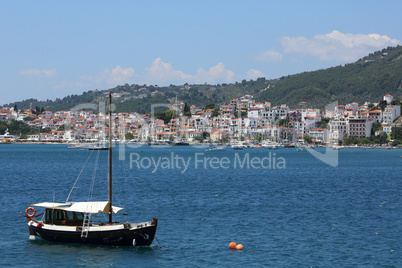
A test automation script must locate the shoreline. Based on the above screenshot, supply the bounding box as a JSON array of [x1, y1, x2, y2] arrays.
[[2, 141, 401, 149]]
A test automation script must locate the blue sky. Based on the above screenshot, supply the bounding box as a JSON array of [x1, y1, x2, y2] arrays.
[[1, 0, 401, 105]]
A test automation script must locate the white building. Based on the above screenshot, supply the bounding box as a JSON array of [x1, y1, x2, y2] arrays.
[[272, 105, 290, 119], [329, 119, 348, 142], [28, 133, 54, 141], [382, 105, 401, 125], [383, 94, 393, 104], [308, 128, 329, 144]]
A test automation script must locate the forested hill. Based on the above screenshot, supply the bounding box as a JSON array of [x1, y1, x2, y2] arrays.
[[256, 45, 402, 108], [3, 46, 402, 113]]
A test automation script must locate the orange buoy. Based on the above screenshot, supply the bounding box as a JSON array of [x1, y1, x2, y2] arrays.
[[26, 206, 36, 217], [236, 244, 244, 250], [229, 242, 237, 249]]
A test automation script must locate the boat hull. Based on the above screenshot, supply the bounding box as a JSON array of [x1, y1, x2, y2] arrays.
[[29, 221, 157, 246]]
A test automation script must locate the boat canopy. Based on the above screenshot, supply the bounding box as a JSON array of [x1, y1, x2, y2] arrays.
[[32, 201, 123, 214]]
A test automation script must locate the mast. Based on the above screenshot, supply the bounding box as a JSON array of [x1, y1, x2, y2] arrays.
[[108, 93, 113, 223]]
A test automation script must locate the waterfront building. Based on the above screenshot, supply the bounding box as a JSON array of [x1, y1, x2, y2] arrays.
[[329, 119, 348, 143], [347, 117, 373, 139], [382, 105, 401, 125], [308, 128, 329, 144]]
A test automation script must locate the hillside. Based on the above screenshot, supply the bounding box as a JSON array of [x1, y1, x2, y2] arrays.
[[256, 46, 402, 108], [3, 46, 402, 112], [4, 78, 278, 113]]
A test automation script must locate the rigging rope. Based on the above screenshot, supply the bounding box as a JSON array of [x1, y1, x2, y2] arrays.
[[66, 149, 94, 203], [153, 236, 163, 248], [88, 149, 101, 202]]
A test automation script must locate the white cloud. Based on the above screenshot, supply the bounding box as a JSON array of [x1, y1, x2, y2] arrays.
[[85, 66, 138, 86], [144, 58, 192, 84], [62, 59, 236, 92], [246, 69, 265, 80], [194, 62, 235, 84], [20, 69, 56, 77], [255, 49, 283, 62], [143, 58, 235, 85], [281, 30, 401, 62]]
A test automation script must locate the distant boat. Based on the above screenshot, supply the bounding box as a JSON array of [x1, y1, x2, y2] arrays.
[[25, 93, 157, 246], [284, 143, 296, 148], [88, 144, 109, 150], [169, 140, 190, 146], [206, 144, 226, 151], [67, 143, 88, 149], [232, 142, 244, 150], [296, 145, 307, 151], [265, 144, 279, 149]]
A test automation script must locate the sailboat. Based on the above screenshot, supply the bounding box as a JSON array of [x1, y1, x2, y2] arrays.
[[25, 94, 158, 246]]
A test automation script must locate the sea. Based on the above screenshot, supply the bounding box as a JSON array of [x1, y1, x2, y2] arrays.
[[0, 144, 401, 267]]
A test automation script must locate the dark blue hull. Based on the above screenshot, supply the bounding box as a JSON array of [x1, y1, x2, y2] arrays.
[[30, 223, 157, 246]]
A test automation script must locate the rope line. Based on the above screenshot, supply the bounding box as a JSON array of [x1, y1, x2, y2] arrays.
[[66, 149, 94, 203]]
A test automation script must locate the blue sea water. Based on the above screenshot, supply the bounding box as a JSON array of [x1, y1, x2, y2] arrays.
[[0, 144, 401, 267]]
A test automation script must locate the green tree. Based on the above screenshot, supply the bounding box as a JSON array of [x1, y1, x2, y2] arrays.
[[378, 100, 387, 111], [359, 137, 371, 145], [204, 103, 215, 110], [1, 119, 39, 135], [0, 124, 7, 135], [391, 126, 402, 140], [278, 118, 289, 127], [392, 139, 402, 146], [125, 132, 134, 140], [373, 132, 389, 144], [183, 102, 191, 116], [303, 134, 313, 144], [155, 109, 177, 124], [193, 136, 203, 142], [343, 136, 358, 145], [372, 122, 382, 135], [254, 134, 263, 142], [319, 117, 330, 129], [212, 108, 220, 117]]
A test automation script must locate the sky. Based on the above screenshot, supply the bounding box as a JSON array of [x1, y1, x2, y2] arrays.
[[1, 0, 401, 105]]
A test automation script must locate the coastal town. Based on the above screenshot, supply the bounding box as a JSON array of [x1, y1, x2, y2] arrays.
[[1, 93, 401, 147]]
